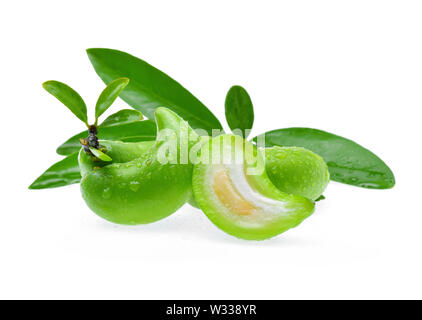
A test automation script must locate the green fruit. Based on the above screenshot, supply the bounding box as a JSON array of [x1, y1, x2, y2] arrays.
[[79, 107, 199, 225], [79, 140, 154, 176], [265, 146, 330, 201], [186, 135, 211, 209], [192, 134, 315, 240], [187, 194, 200, 209]]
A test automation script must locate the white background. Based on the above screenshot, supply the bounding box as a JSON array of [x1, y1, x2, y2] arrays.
[[1, 0, 421, 299]]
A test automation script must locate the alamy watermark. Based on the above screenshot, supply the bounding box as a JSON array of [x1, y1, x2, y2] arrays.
[[155, 123, 267, 175]]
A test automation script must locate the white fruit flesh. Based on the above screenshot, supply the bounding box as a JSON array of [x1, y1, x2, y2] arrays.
[[213, 168, 255, 215], [211, 163, 294, 226]]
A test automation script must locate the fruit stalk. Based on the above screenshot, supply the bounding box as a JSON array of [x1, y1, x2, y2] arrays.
[[80, 125, 101, 157]]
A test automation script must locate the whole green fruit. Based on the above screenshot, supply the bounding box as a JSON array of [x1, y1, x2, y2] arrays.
[[79, 108, 199, 225], [264, 146, 330, 201]]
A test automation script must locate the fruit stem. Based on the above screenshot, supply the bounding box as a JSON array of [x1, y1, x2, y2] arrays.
[[80, 124, 100, 157], [87, 125, 100, 149]]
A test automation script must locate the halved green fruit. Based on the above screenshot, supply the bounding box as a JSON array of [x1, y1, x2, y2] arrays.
[[264, 146, 330, 201], [192, 134, 315, 240], [79, 108, 200, 225]]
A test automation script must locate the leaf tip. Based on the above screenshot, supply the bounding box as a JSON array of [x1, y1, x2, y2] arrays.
[[86, 48, 110, 59], [42, 80, 54, 90], [28, 179, 40, 190], [89, 147, 113, 162], [86, 48, 96, 55], [56, 147, 65, 156], [86, 48, 101, 62], [385, 176, 396, 189], [229, 84, 243, 90], [113, 76, 130, 88]]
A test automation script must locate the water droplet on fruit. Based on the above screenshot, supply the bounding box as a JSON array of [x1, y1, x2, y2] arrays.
[[102, 187, 111, 199], [129, 181, 140, 192]]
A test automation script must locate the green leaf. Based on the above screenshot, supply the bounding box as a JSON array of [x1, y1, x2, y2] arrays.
[[225, 85, 254, 138], [43, 81, 88, 125], [95, 77, 129, 123], [29, 152, 81, 189], [100, 109, 143, 127], [253, 128, 395, 189], [86, 48, 223, 135], [57, 120, 157, 155], [89, 147, 112, 161]]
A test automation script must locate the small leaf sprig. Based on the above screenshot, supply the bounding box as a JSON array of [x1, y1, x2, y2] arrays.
[[42, 78, 130, 162], [28, 109, 151, 189]]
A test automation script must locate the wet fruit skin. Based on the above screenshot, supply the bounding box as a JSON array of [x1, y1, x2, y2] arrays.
[[186, 135, 211, 209], [79, 107, 199, 225], [79, 140, 154, 176], [264, 146, 330, 201], [192, 134, 315, 240]]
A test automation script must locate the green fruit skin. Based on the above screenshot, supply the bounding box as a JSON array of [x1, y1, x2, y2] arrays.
[[79, 108, 199, 225], [187, 135, 211, 209], [79, 140, 154, 176], [265, 146, 330, 201], [187, 194, 200, 209], [192, 134, 315, 240]]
